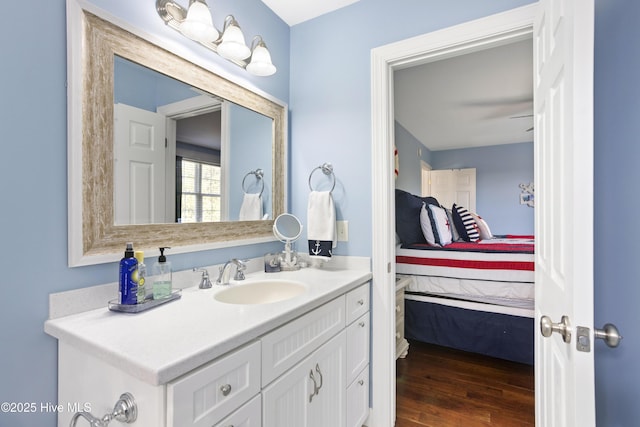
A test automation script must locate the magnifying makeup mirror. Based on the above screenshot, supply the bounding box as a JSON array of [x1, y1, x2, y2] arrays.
[[273, 213, 302, 270]]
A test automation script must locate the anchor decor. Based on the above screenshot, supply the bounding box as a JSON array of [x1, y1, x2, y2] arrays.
[[309, 240, 332, 258]]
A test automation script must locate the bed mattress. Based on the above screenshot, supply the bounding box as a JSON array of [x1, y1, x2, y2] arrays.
[[396, 236, 535, 309]]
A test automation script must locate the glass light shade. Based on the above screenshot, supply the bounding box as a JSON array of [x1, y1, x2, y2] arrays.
[[180, 1, 219, 42], [247, 44, 276, 76], [217, 24, 251, 61]]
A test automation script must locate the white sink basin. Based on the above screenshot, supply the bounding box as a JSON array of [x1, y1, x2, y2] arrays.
[[214, 280, 307, 305]]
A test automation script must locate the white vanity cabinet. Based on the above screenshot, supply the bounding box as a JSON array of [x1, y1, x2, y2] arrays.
[[51, 276, 371, 427], [261, 283, 370, 427]]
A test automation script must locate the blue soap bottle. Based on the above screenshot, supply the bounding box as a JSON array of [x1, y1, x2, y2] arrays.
[[119, 242, 138, 305]]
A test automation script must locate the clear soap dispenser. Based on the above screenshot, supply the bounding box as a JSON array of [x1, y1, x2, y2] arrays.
[[152, 247, 172, 299]]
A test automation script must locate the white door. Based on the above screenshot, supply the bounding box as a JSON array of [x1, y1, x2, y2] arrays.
[[428, 168, 476, 211], [534, 0, 595, 425], [114, 103, 167, 225]]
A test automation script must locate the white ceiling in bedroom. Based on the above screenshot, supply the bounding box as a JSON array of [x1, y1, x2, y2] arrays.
[[260, 0, 360, 25], [394, 38, 534, 152]]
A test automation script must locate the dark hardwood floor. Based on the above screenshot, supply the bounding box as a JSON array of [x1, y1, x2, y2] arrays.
[[396, 340, 534, 427]]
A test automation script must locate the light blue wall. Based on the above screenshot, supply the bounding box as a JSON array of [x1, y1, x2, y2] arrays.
[[432, 142, 534, 235], [114, 56, 196, 111], [0, 1, 289, 425], [394, 121, 432, 196]]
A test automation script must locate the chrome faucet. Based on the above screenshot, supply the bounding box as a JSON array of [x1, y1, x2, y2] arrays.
[[216, 259, 247, 285]]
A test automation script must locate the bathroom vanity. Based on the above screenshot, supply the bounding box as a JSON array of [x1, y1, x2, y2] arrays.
[[45, 259, 371, 427]]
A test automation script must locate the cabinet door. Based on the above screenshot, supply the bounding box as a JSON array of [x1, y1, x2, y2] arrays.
[[263, 331, 346, 427]]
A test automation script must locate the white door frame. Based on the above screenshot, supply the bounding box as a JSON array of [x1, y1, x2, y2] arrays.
[[369, 5, 537, 426]]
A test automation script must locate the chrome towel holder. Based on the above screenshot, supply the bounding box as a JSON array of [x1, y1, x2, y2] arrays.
[[308, 163, 336, 193], [242, 168, 264, 196], [69, 392, 137, 427]]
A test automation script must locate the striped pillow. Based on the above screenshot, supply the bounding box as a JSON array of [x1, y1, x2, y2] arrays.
[[452, 204, 480, 242]]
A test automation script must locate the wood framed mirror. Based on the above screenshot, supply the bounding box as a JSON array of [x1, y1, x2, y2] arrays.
[[67, 3, 286, 266]]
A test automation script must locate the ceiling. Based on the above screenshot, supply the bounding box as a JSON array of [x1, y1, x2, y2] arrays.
[[260, 0, 360, 25], [394, 38, 533, 152]]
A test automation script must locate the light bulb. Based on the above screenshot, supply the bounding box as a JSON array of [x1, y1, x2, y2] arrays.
[[180, 0, 219, 42]]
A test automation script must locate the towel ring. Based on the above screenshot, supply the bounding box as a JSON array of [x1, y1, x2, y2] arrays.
[[242, 169, 264, 196], [308, 163, 336, 193]]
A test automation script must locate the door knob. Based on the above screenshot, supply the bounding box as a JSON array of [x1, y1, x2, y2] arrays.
[[540, 315, 571, 343], [594, 323, 622, 348]]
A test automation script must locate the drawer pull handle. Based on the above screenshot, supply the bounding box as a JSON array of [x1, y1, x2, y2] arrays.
[[359, 321, 365, 327], [357, 299, 364, 306], [309, 370, 318, 402], [315, 363, 324, 393], [220, 384, 232, 396], [309, 363, 324, 402], [358, 379, 364, 386]]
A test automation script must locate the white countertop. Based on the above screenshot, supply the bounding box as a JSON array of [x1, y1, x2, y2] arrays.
[[45, 263, 371, 386]]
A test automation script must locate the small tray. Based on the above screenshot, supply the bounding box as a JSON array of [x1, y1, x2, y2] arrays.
[[108, 289, 182, 313]]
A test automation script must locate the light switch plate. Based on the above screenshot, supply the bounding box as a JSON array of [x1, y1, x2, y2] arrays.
[[337, 220, 349, 241]]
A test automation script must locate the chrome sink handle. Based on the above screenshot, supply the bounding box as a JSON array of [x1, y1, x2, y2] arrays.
[[193, 268, 212, 289], [233, 259, 247, 280]]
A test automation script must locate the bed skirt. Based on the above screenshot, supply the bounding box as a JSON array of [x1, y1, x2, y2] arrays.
[[404, 298, 534, 365]]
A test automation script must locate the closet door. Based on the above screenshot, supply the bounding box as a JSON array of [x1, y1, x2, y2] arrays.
[[428, 168, 476, 211]]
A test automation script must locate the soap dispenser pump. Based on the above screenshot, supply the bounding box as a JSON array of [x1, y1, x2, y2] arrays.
[[152, 247, 172, 300]]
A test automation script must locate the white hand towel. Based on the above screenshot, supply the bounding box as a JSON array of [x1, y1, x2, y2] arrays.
[[239, 193, 263, 220], [307, 190, 336, 260]]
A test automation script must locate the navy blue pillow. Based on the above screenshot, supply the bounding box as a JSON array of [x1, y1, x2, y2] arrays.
[[395, 189, 440, 245], [452, 203, 480, 242]]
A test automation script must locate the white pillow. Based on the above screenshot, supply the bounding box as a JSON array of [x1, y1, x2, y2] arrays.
[[471, 212, 493, 240], [420, 203, 453, 246]]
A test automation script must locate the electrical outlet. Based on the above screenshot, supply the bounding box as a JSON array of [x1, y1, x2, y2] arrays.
[[337, 220, 349, 242]]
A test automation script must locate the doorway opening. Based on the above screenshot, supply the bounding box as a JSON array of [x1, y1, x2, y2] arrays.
[[369, 5, 537, 427]]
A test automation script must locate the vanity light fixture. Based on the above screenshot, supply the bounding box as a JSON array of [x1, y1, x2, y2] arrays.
[[156, 0, 277, 76]]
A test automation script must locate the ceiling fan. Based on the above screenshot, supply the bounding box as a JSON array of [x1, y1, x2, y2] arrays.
[[510, 113, 534, 132]]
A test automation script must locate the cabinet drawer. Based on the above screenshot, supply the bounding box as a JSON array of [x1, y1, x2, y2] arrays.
[[262, 296, 345, 386], [346, 283, 370, 324], [214, 393, 261, 427], [167, 341, 261, 427], [346, 312, 370, 385], [346, 366, 369, 427]]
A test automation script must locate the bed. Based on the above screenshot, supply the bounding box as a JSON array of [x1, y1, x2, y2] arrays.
[[395, 189, 535, 365]]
